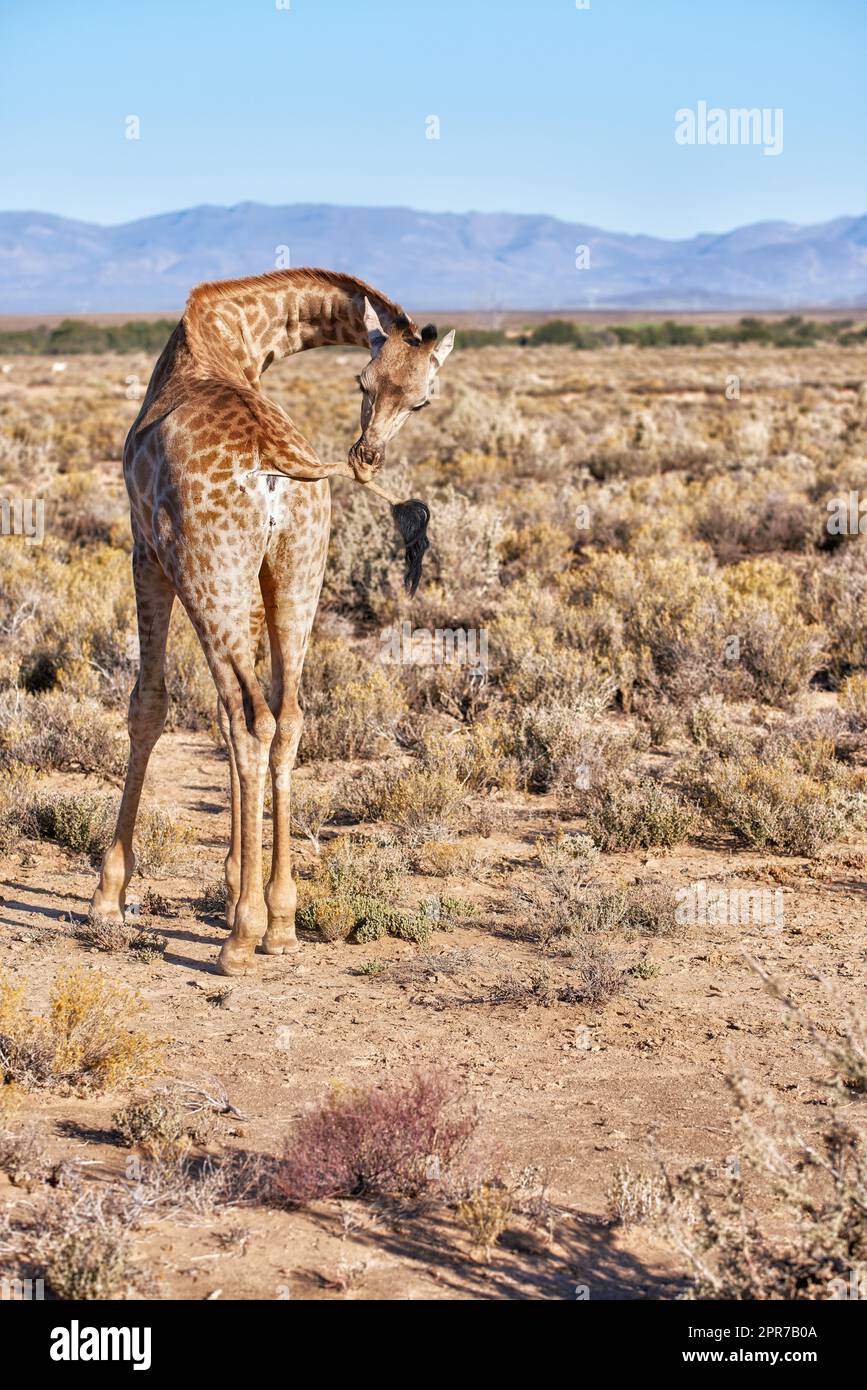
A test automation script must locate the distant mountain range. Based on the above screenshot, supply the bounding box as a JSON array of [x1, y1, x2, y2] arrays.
[[1, 203, 867, 313]]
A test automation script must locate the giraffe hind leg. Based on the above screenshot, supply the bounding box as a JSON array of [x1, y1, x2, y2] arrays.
[[216, 599, 265, 931], [211, 644, 275, 976], [90, 545, 173, 923]]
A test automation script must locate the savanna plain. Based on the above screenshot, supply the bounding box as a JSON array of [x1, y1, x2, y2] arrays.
[[1, 326, 866, 1301]]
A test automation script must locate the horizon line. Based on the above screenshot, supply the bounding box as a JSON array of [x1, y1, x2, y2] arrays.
[[1, 199, 863, 246]]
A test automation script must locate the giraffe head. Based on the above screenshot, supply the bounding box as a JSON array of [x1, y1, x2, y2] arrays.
[[349, 299, 455, 477]]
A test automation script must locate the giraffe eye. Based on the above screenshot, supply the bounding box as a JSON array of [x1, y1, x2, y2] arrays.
[[412, 401, 429, 412]]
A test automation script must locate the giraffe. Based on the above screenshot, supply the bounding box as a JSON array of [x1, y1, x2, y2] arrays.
[[90, 268, 455, 975]]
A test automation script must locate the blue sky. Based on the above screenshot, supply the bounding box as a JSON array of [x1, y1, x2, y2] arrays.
[[1, 0, 864, 237]]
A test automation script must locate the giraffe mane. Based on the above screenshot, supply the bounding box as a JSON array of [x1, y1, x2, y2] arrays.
[[184, 267, 413, 333]]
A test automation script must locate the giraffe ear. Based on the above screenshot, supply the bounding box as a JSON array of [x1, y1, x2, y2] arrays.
[[363, 298, 388, 358], [431, 329, 455, 370]]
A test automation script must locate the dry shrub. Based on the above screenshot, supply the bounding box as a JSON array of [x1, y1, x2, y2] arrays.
[[587, 779, 698, 851], [0, 689, 126, 778], [390, 947, 478, 986], [698, 755, 846, 856], [193, 878, 227, 917], [607, 1164, 668, 1227], [311, 834, 408, 900], [402, 485, 505, 631], [418, 717, 520, 793], [299, 637, 406, 761], [573, 549, 731, 707], [562, 938, 626, 1005], [0, 542, 137, 711], [28, 791, 192, 874], [132, 806, 195, 877], [514, 832, 600, 945], [329, 467, 506, 628], [29, 790, 113, 858], [384, 764, 470, 841], [320, 468, 415, 619], [0, 965, 162, 1092], [423, 892, 475, 925], [840, 672, 867, 727], [164, 607, 215, 730], [693, 474, 818, 562], [660, 968, 867, 1299], [724, 558, 826, 705], [112, 1091, 198, 1157], [489, 575, 617, 709], [457, 1181, 513, 1258], [290, 784, 334, 852], [0, 760, 37, 853], [413, 838, 483, 878], [123, 1147, 274, 1218], [296, 835, 431, 945], [276, 1070, 477, 1204], [686, 694, 756, 758], [634, 694, 681, 749], [569, 883, 678, 938], [481, 968, 558, 1007], [510, 703, 633, 793], [0, 1120, 51, 1187], [499, 519, 575, 583], [75, 917, 167, 962], [535, 830, 600, 879], [75, 911, 136, 956], [34, 1189, 143, 1300], [761, 722, 842, 782], [299, 893, 430, 948], [346, 762, 470, 842], [571, 548, 825, 710], [621, 882, 679, 936], [803, 542, 867, 682], [519, 832, 679, 947]]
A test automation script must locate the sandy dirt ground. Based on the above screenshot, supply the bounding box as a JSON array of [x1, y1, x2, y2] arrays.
[[2, 723, 863, 1301]]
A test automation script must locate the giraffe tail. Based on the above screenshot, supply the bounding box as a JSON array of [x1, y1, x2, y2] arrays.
[[391, 498, 430, 596], [246, 466, 431, 594]]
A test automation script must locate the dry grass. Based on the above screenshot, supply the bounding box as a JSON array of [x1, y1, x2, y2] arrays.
[[0, 965, 162, 1092], [34, 1190, 145, 1300], [457, 1181, 513, 1258], [586, 780, 698, 852], [696, 755, 847, 856], [112, 1090, 201, 1157]]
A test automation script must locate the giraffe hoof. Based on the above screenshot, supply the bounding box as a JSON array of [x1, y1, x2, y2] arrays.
[[88, 897, 125, 926], [216, 943, 258, 976], [259, 931, 302, 956]]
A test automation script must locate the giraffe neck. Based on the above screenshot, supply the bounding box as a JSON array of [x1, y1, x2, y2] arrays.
[[182, 269, 410, 386]]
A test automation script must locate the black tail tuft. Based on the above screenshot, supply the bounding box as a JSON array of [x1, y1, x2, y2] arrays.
[[391, 498, 430, 596]]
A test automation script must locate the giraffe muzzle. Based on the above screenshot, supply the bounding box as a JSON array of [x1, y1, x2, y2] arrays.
[[348, 438, 384, 479]]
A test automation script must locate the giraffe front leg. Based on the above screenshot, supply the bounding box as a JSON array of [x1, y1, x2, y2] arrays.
[[261, 696, 303, 955]]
